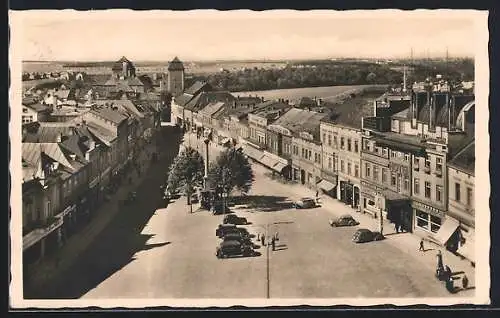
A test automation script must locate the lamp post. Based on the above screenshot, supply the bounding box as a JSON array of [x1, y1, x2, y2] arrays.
[[203, 138, 210, 190], [376, 192, 384, 235], [254, 222, 280, 299]]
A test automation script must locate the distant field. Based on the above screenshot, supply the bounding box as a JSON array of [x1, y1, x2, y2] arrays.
[[233, 84, 387, 103]]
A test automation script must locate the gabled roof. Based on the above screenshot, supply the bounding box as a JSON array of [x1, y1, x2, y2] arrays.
[[174, 93, 195, 107], [91, 107, 129, 125], [185, 91, 236, 112], [272, 108, 327, 137], [85, 121, 117, 146], [199, 102, 226, 117], [448, 140, 475, 175], [94, 99, 144, 119], [22, 142, 74, 171], [59, 134, 90, 162], [23, 123, 74, 143], [185, 81, 211, 95], [24, 103, 50, 113]]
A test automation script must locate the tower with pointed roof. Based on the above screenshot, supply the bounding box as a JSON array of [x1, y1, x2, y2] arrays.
[[112, 56, 136, 79], [167, 56, 185, 97]]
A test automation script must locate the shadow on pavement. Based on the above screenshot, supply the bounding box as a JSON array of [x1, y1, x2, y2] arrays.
[[230, 195, 294, 212], [28, 127, 183, 299]]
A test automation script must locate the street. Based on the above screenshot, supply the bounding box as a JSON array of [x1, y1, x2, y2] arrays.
[[79, 133, 461, 299]]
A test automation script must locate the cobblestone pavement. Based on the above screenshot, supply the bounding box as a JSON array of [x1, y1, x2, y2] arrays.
[[79, 132, 472, 299]]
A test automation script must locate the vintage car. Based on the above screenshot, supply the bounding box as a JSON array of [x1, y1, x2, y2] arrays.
[[215, 240, 255, 259], [223, 214, 248, 225], [352, 228, 385, 243], [293, 197, 317, 209], [329, 214, 360, 227]]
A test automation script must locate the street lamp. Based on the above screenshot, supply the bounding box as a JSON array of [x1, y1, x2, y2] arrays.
[[376, 192, 384, 235], [203, 138, 210, 190], [254, 222, 280, 299]]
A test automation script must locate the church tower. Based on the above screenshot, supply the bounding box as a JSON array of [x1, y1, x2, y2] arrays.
[[167, 56, 185, 97]]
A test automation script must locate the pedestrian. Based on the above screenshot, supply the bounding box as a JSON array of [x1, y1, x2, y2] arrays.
[[419, 238, 425, 252], [462, 274, 469, 289], [274, 231, 279, 241], [257, 233, 260, 240], [394, 221, 399, 233], [315, 190, 319, 198], [271, 237, 276, 251], [261, 234, 265, 246], [437, 250, 443, 269], [445, 265, 452, 278]]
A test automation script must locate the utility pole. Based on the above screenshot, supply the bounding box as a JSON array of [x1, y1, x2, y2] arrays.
[[266, 223, 270, 299]]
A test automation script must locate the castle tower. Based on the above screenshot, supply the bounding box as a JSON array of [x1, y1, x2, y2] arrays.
[[167, 56, 185, 97]]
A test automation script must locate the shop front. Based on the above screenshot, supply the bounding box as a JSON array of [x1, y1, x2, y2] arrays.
[[317, 174, 337, 199], [260, 151, 291, 179], [382, 190, 412, 232], [339, 181, 357, 207], [412, 200, 448, 238]]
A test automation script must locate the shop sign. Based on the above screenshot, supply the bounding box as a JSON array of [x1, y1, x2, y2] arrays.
[[412, 200, 445, 218]]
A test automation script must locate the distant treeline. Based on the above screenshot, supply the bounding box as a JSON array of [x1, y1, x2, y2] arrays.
[[189, 59, 474, 92]]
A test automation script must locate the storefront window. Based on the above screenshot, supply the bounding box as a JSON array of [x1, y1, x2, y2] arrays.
[[416, 210, 429, 229], [430, 215, 442, 233]]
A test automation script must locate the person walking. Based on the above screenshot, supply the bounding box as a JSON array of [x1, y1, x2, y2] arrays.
[[257, 233, 260, 241], [261, 234, 265, 246], [437, 250, 444, 269], [271, 236, 276, 251], [394, 221, 399, 233], [419, 238, 425, 252]]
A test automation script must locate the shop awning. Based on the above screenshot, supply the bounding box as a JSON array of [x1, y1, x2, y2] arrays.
[[457, 236, 475, 263], [242, 145, 264, 161], [382, 190, 408, 203], [260, 155, 279, 169], [434, 217, 460, 246], [317, 179, 336, 192], [272, 162, 288, 173]]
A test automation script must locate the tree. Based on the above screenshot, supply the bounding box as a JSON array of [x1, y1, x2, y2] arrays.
[[208, 148, 254, 197], [166, 147, 205, 212]]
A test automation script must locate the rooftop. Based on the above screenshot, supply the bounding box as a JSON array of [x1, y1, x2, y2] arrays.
[[185, 81, 211, 95], [321, 95, 376, 129], [90, 107, 129, 125], [448, 140, 475, 174], [272, 108, 328, 137], [168, 56, 184, 71]]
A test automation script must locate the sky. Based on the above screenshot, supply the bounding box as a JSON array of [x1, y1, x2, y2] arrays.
[[13, 10, 483, 62]]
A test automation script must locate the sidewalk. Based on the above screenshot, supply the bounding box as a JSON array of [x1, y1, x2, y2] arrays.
[[255, 164, 476, 296], [25, 140, 161, 298]]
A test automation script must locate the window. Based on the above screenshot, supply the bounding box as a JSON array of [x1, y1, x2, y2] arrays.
[[328, 157, 332, 169], [455, 183, 461, 202], [404, 176, 409, 190], [404, 154, 410, 161], [436, 157, 443, 175], [466, 187, 473, 206], [414, 178, 420, 194], [436, 185, 443, 202], [334, 136, 338, 148], [363, 139, 369, 151], [391, 151, 396, 158], [354, 140, 359, 153], [317, 154, 321, 164], [425, 181, 431, 198], [340, 137, 345, 150], [354, 164, 359, 178], [365, 163, 371, 177], [382, 168, 387, 183], [414, 157, 419, 166], [391, 172, 396, 186], [425, 158, 431, 173], [347, 162, 352, 175], [328, 135, 332, 146], [430, 215, 442, 233], [382, 148, 388, 156], [301, 148, 305, 158], [322, 133, 326, 143], [416, 210, 429, 229], [308, 150, 312, 160], [373, 166, 379, 181], [341, 160, 345, 173], [347, 139, 352, 151]]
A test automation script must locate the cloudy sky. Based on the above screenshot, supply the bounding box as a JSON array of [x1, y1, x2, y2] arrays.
[[13, 10, 482, 61]]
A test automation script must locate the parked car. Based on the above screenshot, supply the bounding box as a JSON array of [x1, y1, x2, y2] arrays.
[[223, 214, 248, 225], [216, 240, 255, 259], [293, 197, 317, 209], [216, 224, 238, 238], [221, 233, 253, 246], [352, 228, 385, 243], [329, 214, 360, 227]]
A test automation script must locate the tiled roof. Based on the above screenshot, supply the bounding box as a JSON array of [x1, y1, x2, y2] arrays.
[[24, 103, 50, 113], [22, 142, 74, 171], [168, 56, 184, 71], [185, 91, 236, 112], [59, 135, 90, 162], [322, 96, 375, 129], [127, 77, 144, 86], [174, 93, 195, 107], [85, 121, 117, 146], [91, 107, 129, 125], [185, 81, 211, 95], [199, 102, 226, 117], [448, 140, 475, 174], [448, 132, 475, 161], [252, 101, 291, 118], [94, 99, 144, 119], [272, 108, 327, 136], [23, 124, 75, 143]]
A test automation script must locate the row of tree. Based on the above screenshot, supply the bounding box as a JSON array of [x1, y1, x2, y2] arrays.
[[188, 59, 475, 93], [166, 146, 254, 211]]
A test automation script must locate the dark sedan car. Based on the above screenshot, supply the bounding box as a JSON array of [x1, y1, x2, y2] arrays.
[[221, 233, 253, 246], [352, 228, 385, 243], [223, 214, 248, 225], [329, 214, 360, 227], [216, 240, 255, 259]]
